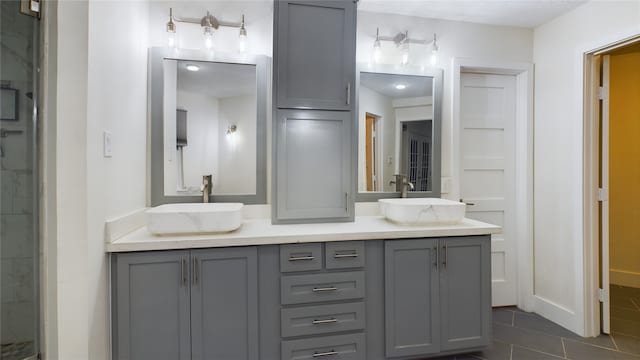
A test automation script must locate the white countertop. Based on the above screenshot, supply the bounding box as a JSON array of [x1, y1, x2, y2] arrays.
[[106, 216, 501, 252]]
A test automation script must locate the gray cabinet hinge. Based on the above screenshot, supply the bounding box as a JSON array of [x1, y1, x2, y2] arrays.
[[598, 86, 609, 100], [597, 188, 608, 202], [598, 288, 606, 302]]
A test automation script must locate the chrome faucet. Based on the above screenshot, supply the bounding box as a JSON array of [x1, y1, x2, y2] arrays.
[[389, 174, 415, 198], [201, 175, 212, 203]]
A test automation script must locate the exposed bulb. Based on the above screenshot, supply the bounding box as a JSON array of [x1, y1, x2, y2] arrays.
[[401, 42, 410, 65], [167, 31, 177, 48], [203, 26, 214, 50], [238, 15, 247, 53], [430, 33, 439, 66], [166, 8, 177, 48], [373, 28, 382, 64]]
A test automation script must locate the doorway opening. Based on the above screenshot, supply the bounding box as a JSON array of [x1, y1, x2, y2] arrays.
[[364, 113, 380, 191], [585, 36, 640, 338]]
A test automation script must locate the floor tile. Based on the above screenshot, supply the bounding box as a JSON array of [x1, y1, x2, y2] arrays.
[[613, 332, 640, 355], [612, 295, 640, 311], [564, 338, 640, 360], [612, 317, 640, 338], [612, 306, 640, 322], [493, 308, 514, 326], [493, 323, 565, 357], [468, 340, 512, 360], [512, 345, 564, 359]]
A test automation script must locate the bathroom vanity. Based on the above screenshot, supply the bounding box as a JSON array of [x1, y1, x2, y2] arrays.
[[108, 214, 498, 360]]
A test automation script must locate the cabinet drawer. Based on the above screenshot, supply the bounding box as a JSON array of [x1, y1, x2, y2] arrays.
[[281, 271, 365, 305], [281, 302, 365, 338], [325, 241, 365, 269], [280, 243, 323, 272], [281, 333, 365, 360]]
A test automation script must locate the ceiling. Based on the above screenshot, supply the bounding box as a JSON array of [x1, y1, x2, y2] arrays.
[[360, 72, 433, 99], [177, 60, 256, 98], [358, 0, 587, 28]]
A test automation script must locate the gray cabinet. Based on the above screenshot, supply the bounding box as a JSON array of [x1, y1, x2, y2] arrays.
[[191, 247, 259, 360], [274, 0, 356, 110], [384, 236, 491, 358], [384, 239, 440, 357], [112, 247, 258, 360], [275, 110, 353, 222], [113, 251, 191, 360]]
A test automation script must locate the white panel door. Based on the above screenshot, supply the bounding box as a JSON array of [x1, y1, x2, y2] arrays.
[[460, 73, 517, 306]]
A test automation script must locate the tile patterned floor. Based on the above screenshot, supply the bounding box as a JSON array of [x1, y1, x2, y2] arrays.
[[431, 285, 640, 360]]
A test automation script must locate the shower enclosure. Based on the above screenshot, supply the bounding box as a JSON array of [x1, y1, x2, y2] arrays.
[[0, 1, 40, 359]]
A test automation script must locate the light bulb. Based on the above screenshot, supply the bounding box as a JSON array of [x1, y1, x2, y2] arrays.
[[238, 15, 247, 53], [167, 31, 176, 48], [430, 33, 439, 66], [203, 26, 214, 50], [373, 39, 382, 64], [401, 42, 409, 65]]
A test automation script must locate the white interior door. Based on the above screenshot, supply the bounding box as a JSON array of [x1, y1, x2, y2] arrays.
[[460, 73, 517, 307], [600, 54, 611, 334]]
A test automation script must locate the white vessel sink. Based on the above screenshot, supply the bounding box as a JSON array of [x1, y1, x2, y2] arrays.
[[378, 198, 466, 225], [146, 203, 244, 235]]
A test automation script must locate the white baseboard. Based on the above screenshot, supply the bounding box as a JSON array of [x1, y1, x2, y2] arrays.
[[610, 269, 640, 288], [533, 295, 582, 336]]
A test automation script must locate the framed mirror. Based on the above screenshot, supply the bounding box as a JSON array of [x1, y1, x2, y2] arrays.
[[355, 65, 443, 201], [149, 48, 269, 205]]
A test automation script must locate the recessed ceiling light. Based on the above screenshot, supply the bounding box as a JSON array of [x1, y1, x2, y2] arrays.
[[395, 84, 407, 90], [186, 64, 200, 72]]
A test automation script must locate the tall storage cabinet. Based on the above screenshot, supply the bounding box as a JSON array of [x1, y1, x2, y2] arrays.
[[273, 0, 357, 223]]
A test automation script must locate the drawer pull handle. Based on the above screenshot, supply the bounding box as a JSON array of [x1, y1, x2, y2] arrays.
[[334, 253, 358, 259], [313, 350, 338, 358], [289, 255, 315, 261], [312, 318, 338, 325], [312, 286, 338, 292]]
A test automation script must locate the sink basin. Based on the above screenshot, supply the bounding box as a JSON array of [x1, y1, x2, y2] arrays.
[[146, 203, 244, 235], [378, 198, 466, 225]]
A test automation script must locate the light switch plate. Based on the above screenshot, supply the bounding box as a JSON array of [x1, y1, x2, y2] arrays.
[[103, 131, 113, 158]]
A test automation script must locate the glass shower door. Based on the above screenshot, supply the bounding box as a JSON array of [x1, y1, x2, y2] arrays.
[[0, 1, 40, 359]]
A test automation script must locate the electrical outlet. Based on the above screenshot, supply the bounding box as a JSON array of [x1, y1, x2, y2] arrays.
[[103, 131, 113, 158]]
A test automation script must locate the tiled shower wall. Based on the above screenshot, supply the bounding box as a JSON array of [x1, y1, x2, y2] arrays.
[[0, 0, 37, 349]]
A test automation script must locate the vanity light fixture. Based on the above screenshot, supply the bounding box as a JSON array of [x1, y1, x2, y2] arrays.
[[372, 28, 439, 66], [165, 8, 248, 52], [186, 64, 200, 72]]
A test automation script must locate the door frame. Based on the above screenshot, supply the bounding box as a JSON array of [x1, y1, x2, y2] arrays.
[[583, 34, 640, 337], [451, 58, 534, 311]]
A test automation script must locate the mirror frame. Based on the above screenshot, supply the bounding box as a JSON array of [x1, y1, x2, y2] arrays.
[[149, 47, 269, 206], [355, 63, 443, 201]]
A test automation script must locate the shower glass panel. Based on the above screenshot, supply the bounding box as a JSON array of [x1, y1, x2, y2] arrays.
[[0, 1, 40, 359]]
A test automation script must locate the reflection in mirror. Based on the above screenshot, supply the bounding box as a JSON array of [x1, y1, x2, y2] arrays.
[[163, 60, 257, 196], [358, 72, 434, 193]]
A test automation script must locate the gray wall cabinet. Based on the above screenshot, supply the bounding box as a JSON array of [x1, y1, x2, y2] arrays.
[[273, 0, 357, 224], [112, 247, 258, 360], [275, 110, 353, 222], [274, 0, 356, 110], [112, 237, 491, 360], [383, 236, 491, 358]]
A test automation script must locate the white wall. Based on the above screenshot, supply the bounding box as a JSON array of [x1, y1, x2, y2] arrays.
[[533, 1, 640, 336], [358, 86, 395, 192], [357, 11, 533, 196]]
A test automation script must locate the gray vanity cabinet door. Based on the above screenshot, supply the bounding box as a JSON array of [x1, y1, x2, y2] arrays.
[[113, 251, 191, 360], [275, 109, 353, 222], [384, 239, 440, 357], [440, 236, 492, 351], [190, 247, 259, 360], [275, 0, 356, 110]]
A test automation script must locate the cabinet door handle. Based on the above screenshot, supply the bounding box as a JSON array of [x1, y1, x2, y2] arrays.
[[312, 318, 338, 325], [346, 82, 351, 105], [192, 257, 199, 285], [433, 246, 439, 269], [181, 258, 187, 287], [443, 244, 448, 268], [334, 253, 358, 259], [345, 192, 348, 212], [312, 286, 338, 292], [313, 350, 338, 358], [289, 255, 315, 261]]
